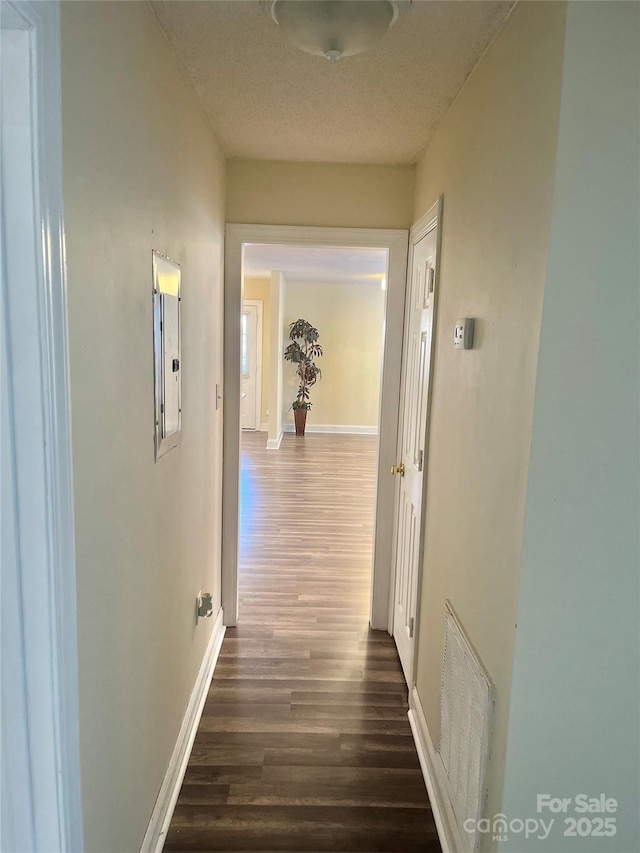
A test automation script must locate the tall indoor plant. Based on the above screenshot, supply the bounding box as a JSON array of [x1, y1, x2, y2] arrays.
[[283, 318, 323, 436]]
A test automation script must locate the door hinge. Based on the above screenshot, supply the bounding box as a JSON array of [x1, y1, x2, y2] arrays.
[[417, 450, 423, 472], [409, 617, 415, 638]]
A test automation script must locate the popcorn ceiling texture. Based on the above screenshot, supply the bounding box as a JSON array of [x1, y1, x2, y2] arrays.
[[151, 0, 514, 164]]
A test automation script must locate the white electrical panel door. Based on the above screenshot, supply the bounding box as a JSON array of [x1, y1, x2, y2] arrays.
[[161, 293, 180, 435], [153, 251, 181, 460]]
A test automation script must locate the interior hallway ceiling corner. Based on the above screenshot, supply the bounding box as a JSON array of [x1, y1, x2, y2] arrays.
[[151, 0, 515, 163]]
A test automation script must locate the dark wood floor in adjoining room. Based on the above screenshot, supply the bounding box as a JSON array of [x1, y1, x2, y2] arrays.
[[165, 431, 440, 852]]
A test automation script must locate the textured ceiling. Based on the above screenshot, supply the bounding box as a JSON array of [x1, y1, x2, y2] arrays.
[[244, 244, 388, 284], [151, 1, 514, 164]]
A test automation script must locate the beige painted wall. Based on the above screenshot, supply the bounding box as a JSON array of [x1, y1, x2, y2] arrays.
[[226, 160, 415, 229], [243, 278, 271, 427], [283, 281, 385, 429], [61, 3, 225, 851], [501, 4, 640, 849], [411, 0, 567, 834]]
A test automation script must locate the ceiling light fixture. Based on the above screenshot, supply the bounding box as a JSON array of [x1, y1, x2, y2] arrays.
[[264, 1, 410, 63]]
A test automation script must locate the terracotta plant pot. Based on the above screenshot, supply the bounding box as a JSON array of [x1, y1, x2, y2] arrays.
[[294, 408, 307, 436]]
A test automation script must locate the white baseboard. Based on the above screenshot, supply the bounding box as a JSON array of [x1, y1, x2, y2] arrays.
[[282, 423, 378, 435], [140, 608, 225, 853], [260, 422, 269, 433], [408, 686, 465, 853], [266, 429, 283, 450]]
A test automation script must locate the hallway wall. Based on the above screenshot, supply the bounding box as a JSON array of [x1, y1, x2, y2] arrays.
[[283, 281, 385, 430], [501, 3, 640, 849], [410, 0, 567, 834], [226, 160, 415, 229], [61, 3, 225, 851]]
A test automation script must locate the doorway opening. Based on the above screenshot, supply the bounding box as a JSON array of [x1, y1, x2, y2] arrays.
[[223, 225, 409, 632], [240, 299, 263, 431], [239, 243, 389, 627]]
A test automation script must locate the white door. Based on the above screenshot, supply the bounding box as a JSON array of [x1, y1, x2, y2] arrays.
[[391, 201, 441, 684], [241, 301, 262, 430]]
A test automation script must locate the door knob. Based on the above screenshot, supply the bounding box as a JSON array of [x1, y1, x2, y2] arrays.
[[391, 463, 405, 476]]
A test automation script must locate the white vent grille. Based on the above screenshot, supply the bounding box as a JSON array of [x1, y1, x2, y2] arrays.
[[438, 601, 494, 853]]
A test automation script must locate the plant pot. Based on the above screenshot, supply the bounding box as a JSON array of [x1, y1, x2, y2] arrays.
[[294, 408, 307, 436]]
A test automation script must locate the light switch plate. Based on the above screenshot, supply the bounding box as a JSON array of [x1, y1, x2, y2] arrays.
[[454, 318, 475, 350]]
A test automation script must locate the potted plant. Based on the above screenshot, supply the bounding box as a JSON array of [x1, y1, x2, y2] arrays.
[[283, 318, 323, 436]]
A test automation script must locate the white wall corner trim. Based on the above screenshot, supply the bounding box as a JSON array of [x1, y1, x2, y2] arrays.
[[408, 687, 464, 853], [1, 2, 84, 849], [266, 429, 284, 450], [140, 609, 226, 853], [282, 424, 378, 436]]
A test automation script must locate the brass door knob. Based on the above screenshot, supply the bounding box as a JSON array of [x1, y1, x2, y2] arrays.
[[391, 463, 405, 476]]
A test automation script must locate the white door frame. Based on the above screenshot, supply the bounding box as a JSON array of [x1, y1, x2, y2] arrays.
[[1, 1, 84, 849], [241, 299, 263, 431], [223, 224, 409, 629]]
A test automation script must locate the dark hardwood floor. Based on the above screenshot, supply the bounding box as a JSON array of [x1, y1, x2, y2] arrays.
[[164, 432, 440, 852]]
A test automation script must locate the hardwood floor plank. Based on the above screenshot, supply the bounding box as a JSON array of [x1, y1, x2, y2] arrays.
[[174, 784, 231, 805], [262, 746, 420, 770], [187, 746, 266, 766], [289, 691, 407, 707], [225, 780, 431, 808], [198, 718, 413, 736], [166, 433, 439, 852], [183, 766, 264, 785], [193, 732, 341, 751], [166, 804, 440, 852], [260, 765, 424, 785], [200, 704, 293, 720], [287, 704, 410, 722]]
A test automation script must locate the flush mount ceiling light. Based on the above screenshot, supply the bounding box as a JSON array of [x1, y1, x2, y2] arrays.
[[264, 1, 410, 63]]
